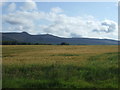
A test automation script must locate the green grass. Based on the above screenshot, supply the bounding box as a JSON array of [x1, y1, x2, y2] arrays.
[[2, 45, 119, 88]]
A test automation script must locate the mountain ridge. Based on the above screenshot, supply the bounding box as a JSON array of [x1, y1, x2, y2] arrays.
[[1, 32, 119, 45]]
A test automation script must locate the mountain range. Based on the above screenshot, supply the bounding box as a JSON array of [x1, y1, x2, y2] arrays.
[[1, 32, 119, 45]]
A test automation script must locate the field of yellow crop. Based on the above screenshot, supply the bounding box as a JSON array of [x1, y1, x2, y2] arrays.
[[2, 45, 119, 88]]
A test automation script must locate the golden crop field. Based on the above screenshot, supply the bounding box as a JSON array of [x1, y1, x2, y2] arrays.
[[2, 45, 119, 88]]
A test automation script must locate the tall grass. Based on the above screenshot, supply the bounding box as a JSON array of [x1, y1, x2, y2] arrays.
[[2, 45, 119, 88]]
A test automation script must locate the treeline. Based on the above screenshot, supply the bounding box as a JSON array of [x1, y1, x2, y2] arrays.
[[2, 41, 52, 45], [1, 41, 70, 45]]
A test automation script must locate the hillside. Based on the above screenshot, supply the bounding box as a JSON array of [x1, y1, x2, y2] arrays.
[[1, 32, 119, 45]]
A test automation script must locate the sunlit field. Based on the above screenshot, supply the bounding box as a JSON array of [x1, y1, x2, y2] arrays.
[[2, 45, 119, 88]]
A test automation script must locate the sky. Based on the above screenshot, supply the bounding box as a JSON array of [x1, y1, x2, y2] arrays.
[[1, 0, 118, 40]]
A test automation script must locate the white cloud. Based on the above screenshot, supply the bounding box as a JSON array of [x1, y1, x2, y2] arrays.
[[0, 2, 3, 7], [39, 15, 118, 39], [7, 3, 16, 12], [51, 7, 63, 13], [0, 0, 7, 7], [2, 5, 118, 40], [93, 20, 117, 33], [20, 0, 37, 11], [3, 13, 34, 33]]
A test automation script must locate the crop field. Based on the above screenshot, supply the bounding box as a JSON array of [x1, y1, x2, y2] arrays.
[[2, 45, 119, 88]]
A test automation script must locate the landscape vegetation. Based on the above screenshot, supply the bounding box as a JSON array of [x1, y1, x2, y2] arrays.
[[1, 1, 119, 89], [2, 45, 119, 88]]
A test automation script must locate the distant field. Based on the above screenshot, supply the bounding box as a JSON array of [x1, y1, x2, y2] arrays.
[[2, 45, 119, 88]]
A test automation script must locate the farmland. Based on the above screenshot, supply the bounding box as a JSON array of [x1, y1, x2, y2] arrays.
[[2, 45, 119, 88]]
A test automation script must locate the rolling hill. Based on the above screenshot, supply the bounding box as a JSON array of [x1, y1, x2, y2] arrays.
[[1, 32, 119, 45]]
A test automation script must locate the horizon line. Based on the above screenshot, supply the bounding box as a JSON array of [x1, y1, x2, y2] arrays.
[[1, 31, 119, 41]]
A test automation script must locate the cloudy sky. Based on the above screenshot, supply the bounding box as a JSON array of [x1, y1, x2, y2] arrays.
[[1, 1, 118, 40]]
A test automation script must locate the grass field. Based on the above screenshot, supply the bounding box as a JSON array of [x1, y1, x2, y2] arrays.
[[2, 45, 119, 88]]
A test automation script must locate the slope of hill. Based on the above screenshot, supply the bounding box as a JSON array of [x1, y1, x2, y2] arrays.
[[1, 32, 119, 45]]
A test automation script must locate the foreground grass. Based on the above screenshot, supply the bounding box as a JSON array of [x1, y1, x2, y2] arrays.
[[2, 45, 119, 88]]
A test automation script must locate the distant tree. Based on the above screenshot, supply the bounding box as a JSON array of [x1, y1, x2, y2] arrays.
[[60, 42, 69, 45], [47, 44, 52, 45], [27, 42, 31, 45], [11, 41, 17, 45], [2, 41, 53, 45], [2, 41, 17, 45], [34, 43, 39, 45]]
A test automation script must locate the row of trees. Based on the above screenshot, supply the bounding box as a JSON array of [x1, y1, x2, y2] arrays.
[[1, 41, 70, 45]]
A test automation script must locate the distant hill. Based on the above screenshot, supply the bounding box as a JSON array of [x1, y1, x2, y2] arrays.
[[1, 32, 119, 45]]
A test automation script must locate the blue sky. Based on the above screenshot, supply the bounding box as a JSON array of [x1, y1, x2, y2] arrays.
[[36, 2, 117, 21], [1, 1, 118, 40], [2, 2, 117, 21]]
